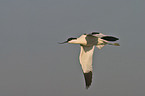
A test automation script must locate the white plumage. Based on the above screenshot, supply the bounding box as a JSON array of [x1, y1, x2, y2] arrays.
[[79, 45, 94, 73]]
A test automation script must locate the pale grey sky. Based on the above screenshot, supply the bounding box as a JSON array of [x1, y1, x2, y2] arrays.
[[0, 0, 145, 96]]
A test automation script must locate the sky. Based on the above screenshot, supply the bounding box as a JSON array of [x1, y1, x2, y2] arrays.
[[0, 0, 145, 96]]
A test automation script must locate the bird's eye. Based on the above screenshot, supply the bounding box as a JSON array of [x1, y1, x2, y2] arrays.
[[84, 33, 86, 35]]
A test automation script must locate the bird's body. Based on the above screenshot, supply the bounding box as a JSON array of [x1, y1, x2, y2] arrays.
[[59, 32, 120, 89], [68, 34, 98, 46]]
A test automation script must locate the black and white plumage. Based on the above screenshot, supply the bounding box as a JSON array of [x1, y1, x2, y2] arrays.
[[59, 32, 120, 89]]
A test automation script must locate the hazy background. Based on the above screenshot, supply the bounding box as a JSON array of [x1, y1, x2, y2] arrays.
[[0, 0, 145, 96]]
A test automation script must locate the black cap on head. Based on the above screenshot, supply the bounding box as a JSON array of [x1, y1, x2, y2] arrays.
[[67, 37, 77, 42]]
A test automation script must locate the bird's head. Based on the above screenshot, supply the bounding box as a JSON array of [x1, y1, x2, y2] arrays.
[[59, 37, 77, 44]]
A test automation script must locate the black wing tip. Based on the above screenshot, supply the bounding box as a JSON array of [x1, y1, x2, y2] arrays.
[[86, 86, 89, 89], [87, 32, 100, 36], [84, 71, 92, 89], [86, 85, 90, 89], [91, 32, 100, 34], [101, 36, 119, 41]]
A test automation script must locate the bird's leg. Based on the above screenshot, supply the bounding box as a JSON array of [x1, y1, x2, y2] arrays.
[[107, 42, 120, 46]]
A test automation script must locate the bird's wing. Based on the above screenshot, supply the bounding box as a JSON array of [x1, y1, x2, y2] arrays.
[[87, 32, 104, 38], [96, 38, 106, 49], [101, 36, 119, 41], [79, 45, 95, 89]]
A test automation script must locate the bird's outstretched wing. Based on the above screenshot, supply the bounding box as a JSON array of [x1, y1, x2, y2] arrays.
[[87, 32, 104, 38], [79, 45, 95, 89], [101, 36, 119, 41]]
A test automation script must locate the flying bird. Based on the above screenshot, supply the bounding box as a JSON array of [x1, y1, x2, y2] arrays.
[[59, 32, 120, 89]]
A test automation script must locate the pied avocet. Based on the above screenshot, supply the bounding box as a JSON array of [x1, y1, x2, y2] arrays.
[[59, 32, 120, 89]]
